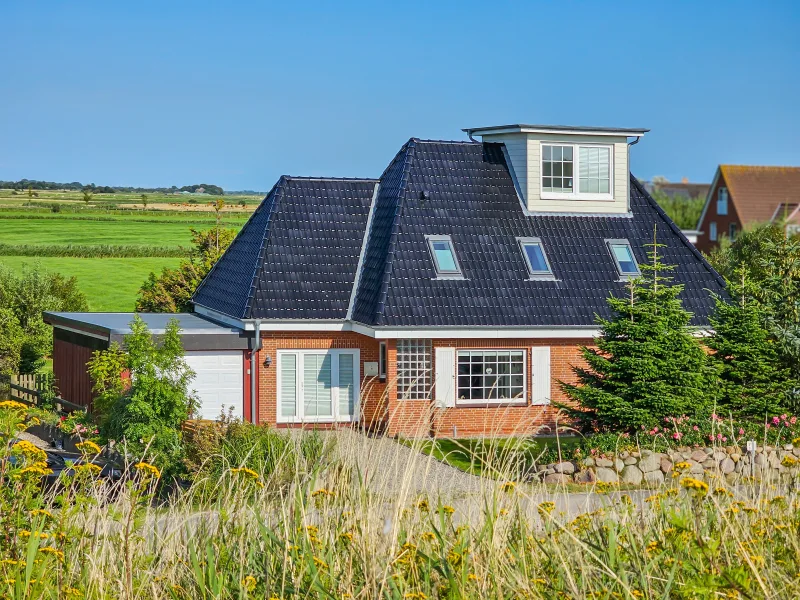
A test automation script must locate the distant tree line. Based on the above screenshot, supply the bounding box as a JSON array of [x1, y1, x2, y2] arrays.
[[0, 179, 227, 195]]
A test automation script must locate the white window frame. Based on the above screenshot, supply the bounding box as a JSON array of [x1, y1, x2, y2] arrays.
[[425, 234, 464, 279], [540, 142, 614, 202], [606, 239, 640, 279], [516, 237, 555, 280], [717, 187, 728, 215], [709, 221, 718, 241], [455, 348, 527, 406], [728, 222, 737, 240], [276, 349, 360, 424]]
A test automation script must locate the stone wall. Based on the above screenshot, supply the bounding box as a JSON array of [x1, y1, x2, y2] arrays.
[[532, 444, 800, 485]]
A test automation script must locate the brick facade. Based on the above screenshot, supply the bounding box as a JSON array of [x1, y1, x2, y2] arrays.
[[257, 332, 589, 439], [695, 173, 741, 253]]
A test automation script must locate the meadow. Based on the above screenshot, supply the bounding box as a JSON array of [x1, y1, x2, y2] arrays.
[[0, 189, 256, 311]]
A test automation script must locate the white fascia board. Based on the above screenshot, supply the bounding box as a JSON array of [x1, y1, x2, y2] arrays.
[[473, 126, 647, 138], [193, 305, 248, 330], [370, 326, 599, 339], [51, 323, 110, 342]]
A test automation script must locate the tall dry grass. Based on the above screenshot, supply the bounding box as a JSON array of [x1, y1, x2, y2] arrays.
[[2, 400, 800, 599]]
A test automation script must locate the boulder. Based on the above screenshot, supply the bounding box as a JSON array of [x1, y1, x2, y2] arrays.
[[644, 470, 664, 485], [785, 444, 794, 451], [620, 465, 644, 485], [702, 459, 717, 469], [754, 454, 767, 467], [595, 457, 614, 468], [690, 450, 707, 462], [660, 457, 674, 473], [720, 458, 735, 474], [583, 457, 595, 467], [554, 461, 575, 475], [794, 448, 800, 457], [573, 469, 596, 484], [639, 453, 662, 473], [619, 451, 630, 459], [730, 453, 741, 463], [595, 467, 618, 483], [614, 459, 625, 472], [624, 457, 638, 465], [688, 460, 704, 474], [712, 451, 727, 461], [544, 473, 570, 485]]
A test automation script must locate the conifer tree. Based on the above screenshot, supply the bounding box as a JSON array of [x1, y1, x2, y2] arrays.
[[706, 269, 796, 417], [559, 231, 715, 431]]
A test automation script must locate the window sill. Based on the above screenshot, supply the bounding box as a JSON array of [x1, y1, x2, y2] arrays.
[[526, 275, 559, 282], [277, 416, 358, 424], [431, 275, 467, 281], [454, 401, 529, 409], [540, 192, 614, 202]]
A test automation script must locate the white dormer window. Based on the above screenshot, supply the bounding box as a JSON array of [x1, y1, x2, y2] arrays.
[[542, 143, 612, 200], [717, 187, 728, 215]]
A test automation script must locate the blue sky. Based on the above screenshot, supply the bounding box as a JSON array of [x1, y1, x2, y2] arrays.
[[1, 1, 798, 191]]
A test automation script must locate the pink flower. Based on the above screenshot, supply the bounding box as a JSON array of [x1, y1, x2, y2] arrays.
[[773, 416, 781, 425], [722, 436, 727, 442], [717, 433, 724, 440], [711, 413, 718, 420], [693, 426, 699, 431], [791, 417, 797, 425], [781, 414, 788, 421], [738, 428, 745, 435], [653, 427, 659, 433], [709, 435, 715, 441], [673, 432, 683, 440], [766, 423, 771, 430]]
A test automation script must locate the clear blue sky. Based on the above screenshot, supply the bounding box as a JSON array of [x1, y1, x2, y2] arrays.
[[1, 1, 798, 191]]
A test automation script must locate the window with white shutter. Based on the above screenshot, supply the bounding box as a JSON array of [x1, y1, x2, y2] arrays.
[[434, 347, 456, 408], [531, 346, 551, 405]]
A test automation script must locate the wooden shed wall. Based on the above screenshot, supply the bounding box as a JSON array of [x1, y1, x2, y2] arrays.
[[52, 329, 108, 409]]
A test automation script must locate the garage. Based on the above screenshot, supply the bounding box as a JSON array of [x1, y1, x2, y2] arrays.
[[185, 351, 244, 420], [43, 312, 252, 420]]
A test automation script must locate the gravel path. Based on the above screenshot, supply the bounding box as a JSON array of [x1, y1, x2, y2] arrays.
[[15, 429, 52, 449]]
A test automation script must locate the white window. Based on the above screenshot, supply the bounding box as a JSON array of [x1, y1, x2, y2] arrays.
[[709, 221, 718, 241], [425, 235, 463, 278], [397, 339, 432, 400], [717, 187, 728, 215], [606, 239, 640, 277], [456, 350, 526, 404], [542, 143, 612, 200], [517, 237, 554, 278], [277, 349, 359, 423]]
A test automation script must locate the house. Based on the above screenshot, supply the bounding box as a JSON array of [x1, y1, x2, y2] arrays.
[[644, 177, 710, 201], [694, 165, 800, 252], [46, 123, 725, 438]]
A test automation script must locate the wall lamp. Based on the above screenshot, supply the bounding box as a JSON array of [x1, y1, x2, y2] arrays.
[[263, 354, 272, 368]]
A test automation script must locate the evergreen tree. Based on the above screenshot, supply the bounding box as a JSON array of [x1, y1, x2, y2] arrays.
[[558, 233, 715, 432], [707, 269, 796, 417]]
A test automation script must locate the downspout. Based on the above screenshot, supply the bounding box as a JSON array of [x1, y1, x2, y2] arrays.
[[250, 319, 261, 423]]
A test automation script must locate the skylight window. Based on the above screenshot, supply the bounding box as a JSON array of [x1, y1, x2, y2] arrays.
[[517, 237, 554, 278], [607, 240, 640, 277], [426, 235, 463, 278]]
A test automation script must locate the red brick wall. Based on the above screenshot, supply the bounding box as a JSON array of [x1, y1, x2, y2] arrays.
[[256, 331, 386, 429], [386, 338, 589, 438], [695, 173, 741, 253], [257, 332, 591, 439]]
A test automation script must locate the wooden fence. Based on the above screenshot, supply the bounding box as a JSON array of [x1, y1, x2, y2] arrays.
[[1, 373, 85, 413]]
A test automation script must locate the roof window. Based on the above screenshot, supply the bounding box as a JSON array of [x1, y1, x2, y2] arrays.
[[517, 237, 554, 279], [426, 235, 463, 278], [607, 240, 640, 277]]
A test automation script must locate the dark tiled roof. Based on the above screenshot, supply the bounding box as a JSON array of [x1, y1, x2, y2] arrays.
[[196, 138, 724, 327], [351, 140, 724, 327], [193, 176, 376, 319]]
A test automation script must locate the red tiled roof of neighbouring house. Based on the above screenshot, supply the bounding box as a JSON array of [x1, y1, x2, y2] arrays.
[[720, 165, 800, 225]]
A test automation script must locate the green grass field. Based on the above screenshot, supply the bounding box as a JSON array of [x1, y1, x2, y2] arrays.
[[0, 256, 182, 311], [0, 189, 252, 310]]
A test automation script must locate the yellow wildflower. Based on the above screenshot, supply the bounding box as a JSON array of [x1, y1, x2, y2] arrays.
[[39, 547, 65, 561], [74, 463, 102, 476], [134, 462, 161, 479], [781, 455, 798, 467], [537, 501, 556, 516], [76, 440, 102, 455], [230, 467, 263, 487], [439, 504, 455, 515], [29, 508, 53, 519], [467, 573, 478, 581], [0, 400, 27, 410], [12, 440, 47, 462], [241, 575, 257, 593], [311, 488, 334, 498], [416, 498, 430, 512], [680, 477, 709, 496], [312, 556, 328, 570]]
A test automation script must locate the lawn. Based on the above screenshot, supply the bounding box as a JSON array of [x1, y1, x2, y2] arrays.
[[405, 436, 583, 477], [0, 256, 181, 311]]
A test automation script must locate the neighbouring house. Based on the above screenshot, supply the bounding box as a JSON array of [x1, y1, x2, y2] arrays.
[[694, 165, 800, 252], [45, 123, 725, 438], [644, 177, 710, 201]]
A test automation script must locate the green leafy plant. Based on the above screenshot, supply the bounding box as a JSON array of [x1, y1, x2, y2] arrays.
[[88, 316, 197, 475]]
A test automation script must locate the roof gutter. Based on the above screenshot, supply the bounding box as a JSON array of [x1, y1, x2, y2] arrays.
[[250, 319, 261, 424]]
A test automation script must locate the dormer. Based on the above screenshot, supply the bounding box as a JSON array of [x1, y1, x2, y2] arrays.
[[464, 124, 648, 215]]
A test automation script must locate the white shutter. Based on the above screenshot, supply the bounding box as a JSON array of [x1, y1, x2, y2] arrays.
[[434, 347, 456, 408], [531, 346, 551, 405]]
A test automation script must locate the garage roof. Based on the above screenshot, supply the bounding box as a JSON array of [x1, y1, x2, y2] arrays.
[[43, 312, 249, 350]]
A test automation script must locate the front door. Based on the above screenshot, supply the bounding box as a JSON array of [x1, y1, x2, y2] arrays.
[[278, 349, 359, 423]]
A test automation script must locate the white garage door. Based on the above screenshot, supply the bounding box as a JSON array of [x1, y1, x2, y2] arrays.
[[185, 351, 244, 420]]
